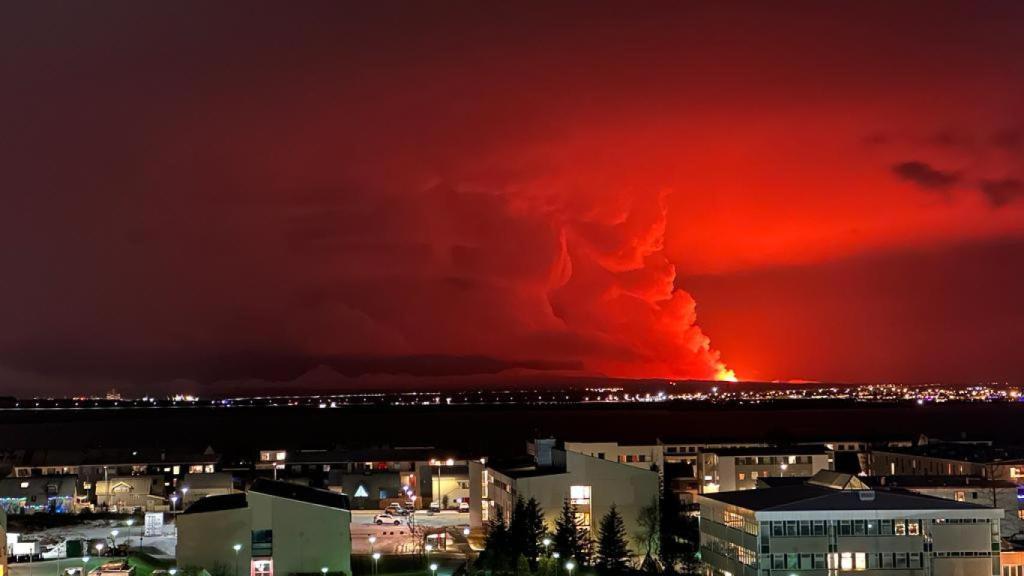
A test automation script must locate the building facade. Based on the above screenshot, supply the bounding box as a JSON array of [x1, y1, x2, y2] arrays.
[[177, 479, 352, 576], [699, 471, 1004, 576], [698, 447, 832, 493], [470, 441, 659, 549]]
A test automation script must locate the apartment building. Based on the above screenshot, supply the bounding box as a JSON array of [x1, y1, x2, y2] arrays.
[[698, 446, 832, 493], [469, 440, 659, 546], [699, 471, 1004, 576], [869, 443, 1024, 484]]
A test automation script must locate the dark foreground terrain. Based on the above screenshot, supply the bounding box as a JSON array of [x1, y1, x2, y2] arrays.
[[2, 400, 1023, 455]]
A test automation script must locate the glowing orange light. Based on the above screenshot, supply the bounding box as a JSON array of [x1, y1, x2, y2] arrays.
[[714, 366, 738, 383]]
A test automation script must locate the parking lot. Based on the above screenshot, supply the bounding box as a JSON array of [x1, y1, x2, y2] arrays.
[[350, 510, 470, 554]]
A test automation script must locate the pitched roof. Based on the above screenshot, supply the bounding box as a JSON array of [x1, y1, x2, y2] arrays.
[[0, 475, 78, 498], [249, 479, 350, 510]]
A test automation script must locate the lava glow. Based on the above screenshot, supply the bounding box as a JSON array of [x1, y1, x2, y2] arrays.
[[715, 366, 739, 383]]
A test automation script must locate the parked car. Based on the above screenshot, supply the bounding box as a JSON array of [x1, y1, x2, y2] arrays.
[[374, 513, 402, 525], [428, 501, 441, 514], [385, 503, 409, 516], [458, 501, 470, 512]]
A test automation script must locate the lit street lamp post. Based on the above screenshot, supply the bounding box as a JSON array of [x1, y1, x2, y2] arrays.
[[542, 538, 551, 556], [565, 561, 575, 576], [372, 552, 381, 576], [170, 495, 179, 513], [321, 567, 328, 576], [368, 536, 376, 555], [233, 543, 242, 576], [126, 519, 135, 552], [430, 563, 438, 576]]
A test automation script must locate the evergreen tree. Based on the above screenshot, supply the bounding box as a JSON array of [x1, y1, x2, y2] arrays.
[[481, 506, 513, 573], [524, 498, 547, 563], [596, 505, 631, 574], [554, 499, 582, 562], [509, 496, 530, 559]]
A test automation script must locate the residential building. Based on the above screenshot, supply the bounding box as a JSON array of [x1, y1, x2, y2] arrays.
[[698, 446, 832, 493], [469, 439, 659, 549], [699, 470, 1004, 576], [0, 475, 82, 514], [563, 441, 664, 473], [869, 442, 1024, 483], [177, 478, 352, 576], [95, 476, 166, 512]]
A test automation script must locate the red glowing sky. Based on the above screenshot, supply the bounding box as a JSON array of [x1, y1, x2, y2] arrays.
[[1, 1, 1023, 392]]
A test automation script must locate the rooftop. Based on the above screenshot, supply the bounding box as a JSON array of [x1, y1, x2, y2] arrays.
[[182, 492, 247, 514], [703, 445, 831, 457], [249, 478, 350, 510], [875, 442, 1024, 464], [704, 471, 997, 512]]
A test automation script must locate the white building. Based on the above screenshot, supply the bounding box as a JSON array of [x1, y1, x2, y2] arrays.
[[698, 446, 832, 493], [699, 471, 1004, 576], [177, 479, 352, 576], [469, 440, 659, 548]]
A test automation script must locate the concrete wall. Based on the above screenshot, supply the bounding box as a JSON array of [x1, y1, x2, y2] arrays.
[[514, 451, 659, 550], [248, 491, 352, 576], [176, 507, 251, 576]]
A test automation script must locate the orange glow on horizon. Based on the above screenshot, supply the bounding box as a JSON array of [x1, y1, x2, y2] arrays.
[[715, 366, 739, 383]]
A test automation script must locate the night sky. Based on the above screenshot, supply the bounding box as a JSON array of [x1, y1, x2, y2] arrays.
[[2, 1, 1023, 394]]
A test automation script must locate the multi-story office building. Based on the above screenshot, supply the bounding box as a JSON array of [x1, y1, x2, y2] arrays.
[[699, 471, 1003, 576], [1, 507, 7, 576], [177, 479, 352, 576], [469, 440, 658, 545], [698, 446, 832, 493]]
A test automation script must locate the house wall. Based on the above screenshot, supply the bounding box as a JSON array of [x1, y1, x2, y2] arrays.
[[248, 491, 352, 576], [176, 507, 252, 575]]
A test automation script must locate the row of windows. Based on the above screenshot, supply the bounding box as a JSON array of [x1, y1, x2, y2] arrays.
[[767, 519, 921, 537], [736, 455, 813, 466], [702, 533, 757, 566], [1004, 565, 1024, 576]]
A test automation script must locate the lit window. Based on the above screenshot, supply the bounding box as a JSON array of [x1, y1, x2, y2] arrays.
[[20, 481, 29, 488], [907, 522, 919, 536], [895, 522, 906, 535], [276, 451, 287, 461], [738, 473, 746, 480], [955, 491, 965, 502], [252, 559, 273, 576], [840, 553, 853, 571], [570, 486, 591, 500], [855, 553, 866, 571]]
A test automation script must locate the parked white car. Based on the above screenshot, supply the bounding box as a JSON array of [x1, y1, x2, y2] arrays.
[[374, 513, 402, 525]]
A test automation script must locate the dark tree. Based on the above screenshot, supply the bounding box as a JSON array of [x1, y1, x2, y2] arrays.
[[554, 500, 583, 562], [480, 506, 513, 573], [596, 505, 631, 574], [524, 497, 547, 563], [509, 496, 530, 559]]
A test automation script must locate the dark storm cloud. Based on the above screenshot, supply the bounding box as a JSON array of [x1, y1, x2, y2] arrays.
[[891, 161, 960, 191], [980, 178, 1024, 208]]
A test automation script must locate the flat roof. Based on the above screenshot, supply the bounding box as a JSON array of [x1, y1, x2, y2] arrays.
[[704, 445, 831, 457], [249, 478, 350, 510], [183, 492, 247, 514], [703, 485, 996, 512], [875, 443, 1024, 464]]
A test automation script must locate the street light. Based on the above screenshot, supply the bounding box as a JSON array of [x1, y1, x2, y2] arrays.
[[320, 567, 328, 576], [542, 538, 551, 555], [462, 527, 470, 537], [425, 544, 433, 553], [96, 543, 105, 556], [372, 552, 381, 576], [369, 535, 377, 555], [565, 561, 576, 576], [111, 529, 119, 549], [233, 543, 242, 576], [430, 563, 438, 576], [169, 570, 177, 576], [170, 495, 179, 513]]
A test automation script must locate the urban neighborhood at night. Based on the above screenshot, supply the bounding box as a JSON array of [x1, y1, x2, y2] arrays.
[[2, 3, 1023, 576]]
